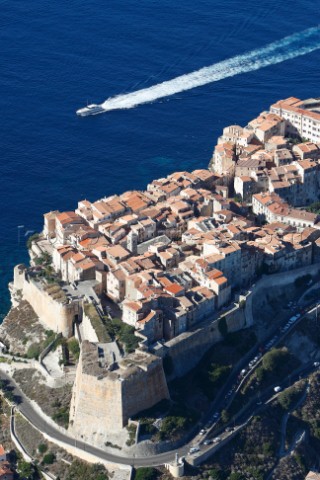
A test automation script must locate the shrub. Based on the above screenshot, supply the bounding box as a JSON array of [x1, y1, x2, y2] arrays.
[[68, 338, 80, 360], [278, 385, 304, 410], [27, 344, 40, 360], [65, 460, 108, 480], [42, 452, 55, 465], [135, 467, 157, 480], [26, 233, 40, 250], [208, 468, 224, 480], [38, 443, 48, 454], [262, 347, 289, 372]]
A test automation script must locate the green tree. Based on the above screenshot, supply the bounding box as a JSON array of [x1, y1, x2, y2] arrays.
[[228, 473, 244, 480], [278, 386, 303, 410], [18, 460, 39, 480], [262, 348, 289, 372], [38, 443, 48, 454], [42, 452, 55, 465], [208, 468, 224, 480]]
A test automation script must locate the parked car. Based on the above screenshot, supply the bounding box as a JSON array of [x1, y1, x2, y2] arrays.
[[189, 446, 200, 454], [203, 439, 213, 446], [274, 386, 282, 393]]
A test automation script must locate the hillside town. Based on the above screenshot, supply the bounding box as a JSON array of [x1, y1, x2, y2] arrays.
[[32, 97, 320, 347], [2, 97, 320, 480]]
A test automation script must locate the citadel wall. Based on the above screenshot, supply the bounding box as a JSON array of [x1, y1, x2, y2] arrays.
[[159, 306, 246, 378], [13, 264, 75, 337], [69, 342, 170, 442]]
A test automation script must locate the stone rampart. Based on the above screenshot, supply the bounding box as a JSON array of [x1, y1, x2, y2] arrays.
[[69, 342, 169, 444], [13, 264, 75, 337], [81, 309, 99, 342], [121, 355, 169, 425], [160, 306, 246, 378]]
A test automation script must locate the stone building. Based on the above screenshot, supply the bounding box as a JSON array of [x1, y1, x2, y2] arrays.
[[69, 341, 169, 442]]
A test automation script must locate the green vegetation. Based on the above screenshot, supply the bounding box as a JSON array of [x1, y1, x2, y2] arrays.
[[38, 443, 48, 454], [42, 451, 55, 464], [157, 404, 197, 441], [126, 423, 137, 446], [306, 201, 320, 214], [207, 468, 225, 480], [105, 441, 121, 450], [198, 363, 231, 400], [106, 317, 140, 353], [278, 384, 304, 410], [221, 409, 230, 424], [18, 459, 40, 480], [84, 303, 112, 343], [68, 337, 80, 360], [228, 473, 244, 480], [26, 233, 40, 250], [52, 406, 69, 427], [262, 347, 290, 372], [85, 305, 140, 353], [64, 460, 108, 480], [137, 399, 197, 442], [218, 316, 228, 337], [134, 467, 157, 480], [234, 194, 242, 204], [287, 135, 308, 145], [27, 343, 41, 360]]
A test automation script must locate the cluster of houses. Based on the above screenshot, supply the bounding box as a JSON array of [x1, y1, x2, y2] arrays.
[[212, 97, 320, 210], [39, 97, 320, 346]]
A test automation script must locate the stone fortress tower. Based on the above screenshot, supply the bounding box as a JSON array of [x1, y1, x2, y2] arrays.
[[69, 340, 170, 442]]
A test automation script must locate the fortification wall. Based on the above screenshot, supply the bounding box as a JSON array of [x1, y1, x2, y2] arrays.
[[13, 264, 75, 337], [81, 310, 99, 342], [162, 307, 246, 378], [69, 356, 123, 438], [121, 356, 170, 425], [69, 348, 169, 443]]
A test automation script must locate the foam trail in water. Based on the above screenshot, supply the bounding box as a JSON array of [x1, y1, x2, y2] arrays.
[[100, 26, 320, 112]]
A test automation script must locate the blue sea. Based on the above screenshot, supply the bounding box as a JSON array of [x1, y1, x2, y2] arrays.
[[1, 0, 319, 321]]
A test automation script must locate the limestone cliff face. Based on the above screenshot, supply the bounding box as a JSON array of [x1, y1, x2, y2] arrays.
[[69, 341, 169, 440], [0, 299, 47, 355]]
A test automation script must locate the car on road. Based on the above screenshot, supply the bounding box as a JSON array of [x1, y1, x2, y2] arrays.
[[213, 436, 221, 443], [199, 429, 206, 435], [189, 446, 200, 454], [203, 439, 213, 445]]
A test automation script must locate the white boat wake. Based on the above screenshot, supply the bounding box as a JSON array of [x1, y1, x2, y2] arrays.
[[91, 26, 320, 113]]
